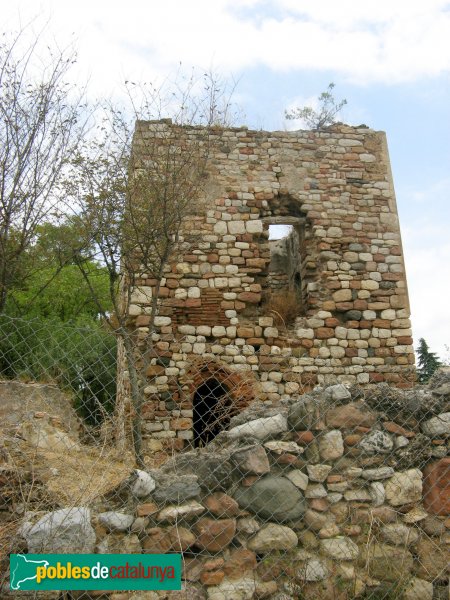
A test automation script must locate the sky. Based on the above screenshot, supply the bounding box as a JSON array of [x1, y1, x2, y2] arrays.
[[4, 0, 450, 361]]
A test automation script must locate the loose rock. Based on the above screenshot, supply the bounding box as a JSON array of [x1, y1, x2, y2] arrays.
[[230, 445, 270, 475], [98, 512, 134, 532], [421, 412, 450, 437], [247, 523, 298, 553], [320, 536, 359, 560], [130, 470, 156, 498], [319, 430, 344, 460], [228, 414, 288, 440], [358, 431, 393, 454], [385, 469, 422, 506]]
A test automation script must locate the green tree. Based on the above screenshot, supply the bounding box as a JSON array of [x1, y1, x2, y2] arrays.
[[0, 27, 86, 312], [416, 337, 442, 383], [0, 219, 115, 428], [10, 263, 111, 322], [285, 82, 347, 130], [4, 219, 110, 321]]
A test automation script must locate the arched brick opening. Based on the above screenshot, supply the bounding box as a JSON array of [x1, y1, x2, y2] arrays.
[[193, 378, 231, 447], [184, 360, 257, 446]]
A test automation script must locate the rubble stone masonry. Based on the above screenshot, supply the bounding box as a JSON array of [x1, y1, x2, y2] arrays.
[[124, 120, 415, 451]]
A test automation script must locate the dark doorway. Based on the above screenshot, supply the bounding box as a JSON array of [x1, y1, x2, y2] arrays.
[[193, 378, 231, 447]]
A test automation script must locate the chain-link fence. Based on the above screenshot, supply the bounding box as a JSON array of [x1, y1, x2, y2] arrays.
[[0, 315, 449, 600]]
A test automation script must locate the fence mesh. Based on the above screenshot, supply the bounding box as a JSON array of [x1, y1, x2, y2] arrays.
[[0, 315, 448, 600]]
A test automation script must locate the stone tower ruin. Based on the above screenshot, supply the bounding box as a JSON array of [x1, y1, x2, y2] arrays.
[[121, 120, 415, 453]]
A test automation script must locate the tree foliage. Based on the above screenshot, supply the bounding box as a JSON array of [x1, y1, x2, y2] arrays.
[[285, 82, 347, 130], [3, 219, 110, 320], [0, 28, 86, 311], [416, 337, 442, 383], [67, 74, 235, 465]]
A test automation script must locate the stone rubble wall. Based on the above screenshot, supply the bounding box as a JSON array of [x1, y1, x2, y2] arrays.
[[14, 379, 450, 600], [123, 121, 416, 450]]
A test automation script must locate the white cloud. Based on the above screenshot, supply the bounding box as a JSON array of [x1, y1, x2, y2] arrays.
[[4, 0, 450, 90], [402, 217, 450, 360], [406, 177, 450, 205]]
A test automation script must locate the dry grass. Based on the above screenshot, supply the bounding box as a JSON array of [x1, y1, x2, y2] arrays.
[[265, 290, 302, 328]]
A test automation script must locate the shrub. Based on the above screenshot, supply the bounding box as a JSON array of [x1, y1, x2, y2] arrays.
[[265, 290, 302, 328], [0, 314, 117, 426]]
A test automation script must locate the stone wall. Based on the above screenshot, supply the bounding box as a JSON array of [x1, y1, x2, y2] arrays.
[[124, 120, 415, 451], [14, 380, 450, 600]]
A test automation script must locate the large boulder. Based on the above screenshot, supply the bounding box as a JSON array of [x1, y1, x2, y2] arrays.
[[160, 451, 233, 491], [24, 507, 95, 553], [98, 511, 134, 532], [358, 430, 393, 454], [319, 430, 344, 460], [320, 537, 359, 560], [130, 469, 156, 498], [194, 518, 237, 552], [233, 475, 307, 522]]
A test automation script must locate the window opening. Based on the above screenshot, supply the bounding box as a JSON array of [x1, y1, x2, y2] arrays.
[[264, 221, 303, 327], [269, 223, 293, 241]]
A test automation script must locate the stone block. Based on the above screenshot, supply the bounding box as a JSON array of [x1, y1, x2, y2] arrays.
[[228, 220, 245, 235]]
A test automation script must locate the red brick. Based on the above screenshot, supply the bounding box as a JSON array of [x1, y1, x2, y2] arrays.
[[423, 458, 450, 516], [204, 493, 240, 518], [185, 298, 201, 307], [237, 327, 255, 338], [309, 498, 329, 512], [171, 418, 192, 430], [383, 421, 415, 438], [335, 302, 354, 311], [369, 372, 385, 382], [135, 315, 150, 326], [237, 291, 261, 303], [246, 337, 265, 345], [246, 258, 266, 269], [344, 434, 362, 446], [325, 317, 340, 327]]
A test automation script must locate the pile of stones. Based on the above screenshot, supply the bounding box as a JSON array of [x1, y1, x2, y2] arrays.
[[11, 378, 450, 600]]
